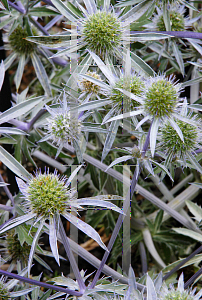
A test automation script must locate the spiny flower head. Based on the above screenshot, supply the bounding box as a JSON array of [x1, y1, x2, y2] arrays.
[[9, 26, 36, 54], [144, 75, 181, 118], [161, 119, 198, 154], [82, 11, 121, 57], [146, 3, 196, 32], [110, 75, 144, 110], [79, 71, 102, 94], [6, 229, 31, 263], [25, 170, 75, 218], [48, 112, 81, 144]]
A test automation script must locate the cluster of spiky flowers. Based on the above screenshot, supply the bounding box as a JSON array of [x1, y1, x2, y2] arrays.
[[9, 26, 36, 54], [145, 3, 196, 32]]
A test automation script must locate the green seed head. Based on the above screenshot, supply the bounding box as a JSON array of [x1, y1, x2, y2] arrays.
[[82, 11, 121, 57], [110, 76, 144, 110], [0, 283, 9, 300], [161, 120, 198, 154], [144, 78, 178, 118], [49, 112, 81, 144], [27, 173, 70, 217], [80, 71, 101, 94], [157, 11, 185, 31], [6, 229, 31, 263], [9, 26, 36, 54], [160, 290, 193, 300]]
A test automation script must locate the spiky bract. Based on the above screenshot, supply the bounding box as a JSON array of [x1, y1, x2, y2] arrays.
[[6, 230, 31, 263], [82, 11, 121, 57], [27, 173, 71, 217], [9, 26, 35, 54], [110, 76, 144, 109], [144, 77, 179, 118], [80, 71, 101, 94], [161, 120, 198, 154], [48, 112, 81, 144]]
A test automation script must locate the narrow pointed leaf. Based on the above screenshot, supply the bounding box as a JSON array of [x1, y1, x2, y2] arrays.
[[150, 118, 159, 157], [0, 61, 5, 91], [0, 213, 36, 235], [28, 220, 45, 275], [147, 274, 157, 300], [185, 200, 202, 222], [26, 35, 71, 48], [173, 228, 202, 243], [102, 120, 119, 161], [31, 53, 52, 97], [77, 199, 124, 214], [0, 145, 32, 181], [14, 54, 26, 90], [0, 97, 42, 124], [51, 0, 78, 21], [63, 212, 108, 251], [66, 165, 83, 187], [49, 216, 60, 266], [105, 155, 132, 171]]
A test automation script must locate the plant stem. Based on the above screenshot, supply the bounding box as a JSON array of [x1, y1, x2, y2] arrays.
[[164, 245, 202, 281], [0, 269, 83, 296], [59, 218, 86, 293]]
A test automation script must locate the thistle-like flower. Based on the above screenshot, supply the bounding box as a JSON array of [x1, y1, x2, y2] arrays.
[[27, 0, 149, 60], [159, 104, 202, 174], [3, 24, 52, 95], [0, 167, 124, 275], [40, 93, 108, 159], [145, 3, 197, 32]]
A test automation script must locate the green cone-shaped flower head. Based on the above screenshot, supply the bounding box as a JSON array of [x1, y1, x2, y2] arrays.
[[144, 75, 181, 118], [24, 170, 74, 218], [161, 119, 198, 154], [82, 11, 121, 57], [9, 26, 36, 54]]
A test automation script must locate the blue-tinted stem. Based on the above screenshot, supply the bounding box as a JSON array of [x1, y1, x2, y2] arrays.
[[90, 122, 152, 289], [185, 265, 202, 289], [0, 269, 83, 295], [59, 218, 86, 293], [133, 31, 202, 40], [163, 244, 202, 281]]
